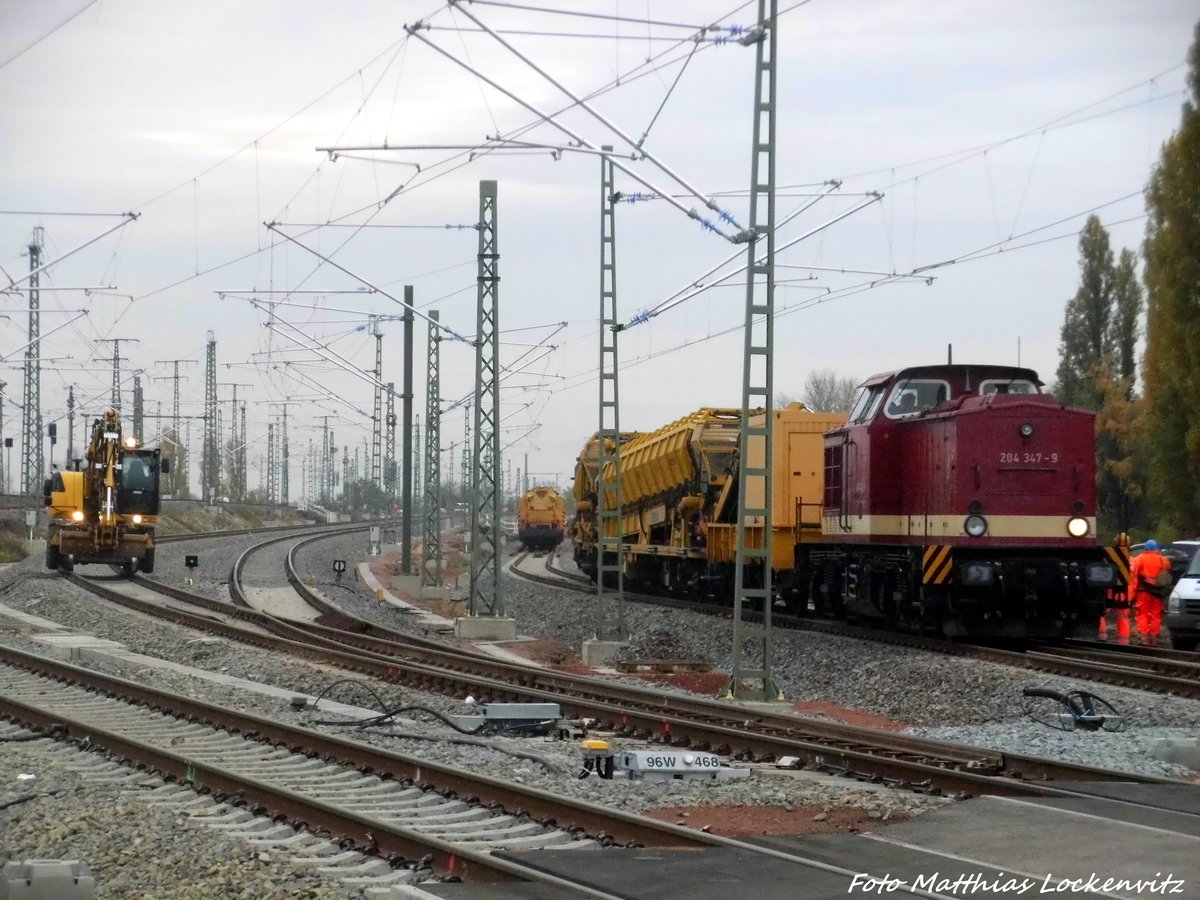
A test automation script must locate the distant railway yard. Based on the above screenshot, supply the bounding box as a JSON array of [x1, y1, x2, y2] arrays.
[[2, 520, 1200, 897]]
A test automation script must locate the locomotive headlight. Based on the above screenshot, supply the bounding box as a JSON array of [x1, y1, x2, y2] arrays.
[[1019, 423, 1035, 438], [964, 514, 988, 538], [71, 510, 84, 522], [1067, 516, 1089, 538], [124, 437, 139, 448], [1084, 562, 1115, 585], [132, 514, 143, 524]]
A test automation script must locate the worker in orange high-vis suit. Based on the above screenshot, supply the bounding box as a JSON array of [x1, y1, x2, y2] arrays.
[[1099, 534, 1133, 644], [1129, 539, 1168, 647]]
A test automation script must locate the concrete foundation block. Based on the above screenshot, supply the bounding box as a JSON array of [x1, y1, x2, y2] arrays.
[[1151, 738, 1200, 770], [453, 616, 517, 641], [1, 860, 95, 899], [421, 585, 451, 602], [581, 639, 628, 667]]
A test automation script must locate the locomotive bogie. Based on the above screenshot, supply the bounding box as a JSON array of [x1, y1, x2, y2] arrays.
[[795, 542, 1110, 639]]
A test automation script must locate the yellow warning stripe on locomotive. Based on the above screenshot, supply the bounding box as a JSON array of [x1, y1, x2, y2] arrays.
[[1104, 546, 1131, 586], [922, 545, 953, 585]]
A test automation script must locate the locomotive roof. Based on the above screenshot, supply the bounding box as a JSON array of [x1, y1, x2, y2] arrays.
[[858, 364, 1042, 389]]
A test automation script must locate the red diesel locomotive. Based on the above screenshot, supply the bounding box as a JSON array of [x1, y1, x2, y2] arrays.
[[794, 363, 1125, 639]]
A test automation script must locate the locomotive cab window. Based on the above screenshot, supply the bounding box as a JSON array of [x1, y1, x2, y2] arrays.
[[848, 385, 886, 424], [884, 380, 949, 419], [979, 379, 1039, 395]]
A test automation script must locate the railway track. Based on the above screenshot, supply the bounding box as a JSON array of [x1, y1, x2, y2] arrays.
[[0, 644, 725, 892], [54, 533, 1186, 798], [514, 548, 1200, 700]]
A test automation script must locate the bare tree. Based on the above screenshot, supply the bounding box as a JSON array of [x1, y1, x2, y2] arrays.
[[782, 368, 858, 413]]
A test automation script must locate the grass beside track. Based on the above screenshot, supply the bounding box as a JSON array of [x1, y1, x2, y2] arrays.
[[0, 521, 27, 563]]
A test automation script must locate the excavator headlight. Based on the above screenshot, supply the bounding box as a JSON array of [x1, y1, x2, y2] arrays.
[[71, 511, 85, 522], [132, 514, 143, 524]]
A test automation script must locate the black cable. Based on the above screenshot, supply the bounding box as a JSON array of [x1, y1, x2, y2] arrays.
[[313, 704, 488, 735], [0, 794, 41, 810], [307, 677, 392, 714], [1021, 685, 1126, 733]]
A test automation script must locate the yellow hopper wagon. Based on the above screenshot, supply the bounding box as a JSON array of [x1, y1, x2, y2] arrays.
[[574, 404, 846, 604]]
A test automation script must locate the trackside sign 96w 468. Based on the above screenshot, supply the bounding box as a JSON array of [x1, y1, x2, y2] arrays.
[[619, 750, 722, 780]]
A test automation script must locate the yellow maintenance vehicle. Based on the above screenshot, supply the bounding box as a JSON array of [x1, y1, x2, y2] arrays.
[[44, 409, 169, 575]]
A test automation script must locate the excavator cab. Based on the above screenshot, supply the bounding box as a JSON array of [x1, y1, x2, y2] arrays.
[[118, 450, 166, 516]]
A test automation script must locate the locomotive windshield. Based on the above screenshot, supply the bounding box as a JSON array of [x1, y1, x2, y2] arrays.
[[848, 385, 886, 423], [885, 380, 949, 419]]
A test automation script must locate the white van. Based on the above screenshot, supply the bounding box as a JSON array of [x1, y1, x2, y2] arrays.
[[1165, 544, 1200, 651]]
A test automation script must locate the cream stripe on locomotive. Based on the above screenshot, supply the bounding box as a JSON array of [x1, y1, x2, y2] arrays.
[[822, 514, 1098, 540]]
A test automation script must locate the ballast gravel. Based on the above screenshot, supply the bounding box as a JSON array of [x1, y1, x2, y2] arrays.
[[0, 553, 940, 825], [0, 734, 345, 899], [6, 525, 1200, 806], [904, 722, 1199, 779]]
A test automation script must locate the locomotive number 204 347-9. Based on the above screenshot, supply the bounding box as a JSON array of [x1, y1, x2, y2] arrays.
[[998, 452, 1058, 464]]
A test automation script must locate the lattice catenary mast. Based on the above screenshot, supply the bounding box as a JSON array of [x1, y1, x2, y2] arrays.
[[726, 0, 780, 701], [469, 180, 503, 617], [421, 312, 442, 587], [202, 331, 219, 502], [21, 228, 44, 496], [596, 147, 627, 641], [155, 358, 196, 496], [371, 316, 384, 506], [401, 289, 415, 572]]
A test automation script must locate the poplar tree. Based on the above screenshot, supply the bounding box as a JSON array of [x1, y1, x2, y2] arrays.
[[1110, 249, 1143, 391], [1055, 216, 1114, 411], [1142, 23, 1200, 534]]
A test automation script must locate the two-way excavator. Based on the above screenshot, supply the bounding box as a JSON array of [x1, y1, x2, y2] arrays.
[[44, 409, 169, 575]]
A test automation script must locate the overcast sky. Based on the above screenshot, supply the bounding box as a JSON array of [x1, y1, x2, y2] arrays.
[[0, 0, 1195, 498]]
